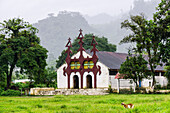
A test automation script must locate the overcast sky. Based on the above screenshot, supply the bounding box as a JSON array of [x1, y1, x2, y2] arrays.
[[0, 0, 151, 23]]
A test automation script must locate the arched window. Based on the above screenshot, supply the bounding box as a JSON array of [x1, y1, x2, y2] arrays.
[[84, 60, 94, 69]]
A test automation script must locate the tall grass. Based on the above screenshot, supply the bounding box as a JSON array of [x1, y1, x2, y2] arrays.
[[0, 94, 169, 113]]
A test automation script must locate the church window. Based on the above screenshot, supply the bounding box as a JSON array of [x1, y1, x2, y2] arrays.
[[70, 61, 80, 70], [89, 61, 94, 69], [84, 61, 88, 69], [75, 62, 80, 69], [70, 62, 75, 70], [84, 61, 94, 69]]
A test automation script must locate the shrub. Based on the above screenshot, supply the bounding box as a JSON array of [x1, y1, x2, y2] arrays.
[[1, 89, 21, 96], [61, 105, 67, 109], [119, 88, 135, 94], [155, 84, 162, 90], [108, 85, 113, 93], [34, 84, 47, 88], [14, 82, 30, 90], [0, 88, 4, 95]]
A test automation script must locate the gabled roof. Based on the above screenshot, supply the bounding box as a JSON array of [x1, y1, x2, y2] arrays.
[[86, 50, 164, 71]]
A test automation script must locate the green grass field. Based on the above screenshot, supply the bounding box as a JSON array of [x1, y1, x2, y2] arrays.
[[0, 94, 169, 113]]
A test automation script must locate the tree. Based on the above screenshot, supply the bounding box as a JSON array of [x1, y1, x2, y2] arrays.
[[0, 18, 48, 89], [120, 14, 161, 87], [43, 67, 57, 87], [154, 0, 170, 65], [154, 0, 170, 86], [56, 34, 116, 68], [119, 52, 148, 88], [119, 0, 170, 87]]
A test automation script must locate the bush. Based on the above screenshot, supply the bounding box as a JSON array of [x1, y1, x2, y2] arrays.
[[14, 82, 30, 90], [108, 85, 113, 93], [34, 84, 47, 88], [155, 84, 162, 90], [0, 88, 4, 95], [1, 89, 21, 96], [119, 89, 135, 94]]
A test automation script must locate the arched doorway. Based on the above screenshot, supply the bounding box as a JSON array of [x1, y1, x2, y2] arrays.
[[86, 75, 92, 88], [73, 75, 79, 89]]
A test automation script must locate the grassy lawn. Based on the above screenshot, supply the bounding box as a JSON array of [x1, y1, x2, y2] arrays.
[[0, 94, 169, 113]]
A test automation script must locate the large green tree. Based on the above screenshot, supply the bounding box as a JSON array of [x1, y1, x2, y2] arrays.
[[154, 0, 170, 85], [0, 18, 48, 89], [119, 52, 149, 88], [154, 0, 170, 65], [120, 15, 160, 87], [119, 0, 169, 87], [56, 34, 116, 68]]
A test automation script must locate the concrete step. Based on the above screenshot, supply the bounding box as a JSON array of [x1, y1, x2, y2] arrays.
[[55, 89, 109, 95]]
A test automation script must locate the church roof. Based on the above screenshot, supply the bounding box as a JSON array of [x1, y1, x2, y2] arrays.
[[86, 50, 164, 71]]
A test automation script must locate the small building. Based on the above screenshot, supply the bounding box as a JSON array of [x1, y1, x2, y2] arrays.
[[12, 79, 33, 83], [57, 30, 168, 90]]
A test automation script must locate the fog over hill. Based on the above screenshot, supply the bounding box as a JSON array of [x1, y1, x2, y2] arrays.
[[33, 11, 100, 65], [33, 0, 161, 66]]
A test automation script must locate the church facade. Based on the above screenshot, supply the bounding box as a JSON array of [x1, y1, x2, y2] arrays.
[[57, 30, 109, 89]]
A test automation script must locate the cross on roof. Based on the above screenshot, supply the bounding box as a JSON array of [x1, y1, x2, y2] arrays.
[[91, 35, 98, 46], [65, 37, 72, 47], [79, 29, 83, 33]]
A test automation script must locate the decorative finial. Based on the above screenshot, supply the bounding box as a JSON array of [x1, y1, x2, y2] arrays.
[[79, 29, 83, 33], [91, 35, 98, 46], [66, 37, 72, 47]]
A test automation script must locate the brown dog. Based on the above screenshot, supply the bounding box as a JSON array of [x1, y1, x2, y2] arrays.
[[121, 102, 134, 108]]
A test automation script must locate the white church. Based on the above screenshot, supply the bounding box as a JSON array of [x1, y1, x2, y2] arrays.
[[57, 30, 168, 90]]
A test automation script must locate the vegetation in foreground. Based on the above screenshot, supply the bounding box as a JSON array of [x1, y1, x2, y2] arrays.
[[0, 94, 169, 113]]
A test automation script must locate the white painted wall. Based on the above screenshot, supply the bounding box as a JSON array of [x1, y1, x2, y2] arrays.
[[57, 64, 67, 88], [141, 78, 152, 87], [155, 76, 168, 87], [57, 51, 109, 89], [110, 75, 168, 89], [96, 61, 109, 88], [110, 76, 135, 89]]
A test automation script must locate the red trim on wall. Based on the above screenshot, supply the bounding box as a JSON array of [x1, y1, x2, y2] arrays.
[[63, 29, 101, 89]]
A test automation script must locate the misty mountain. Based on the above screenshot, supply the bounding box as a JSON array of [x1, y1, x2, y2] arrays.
[[33, 11, 100, 65], [90, 0, 161, 52], [129, 0, 161, 19], [84, 13, 116, 25]]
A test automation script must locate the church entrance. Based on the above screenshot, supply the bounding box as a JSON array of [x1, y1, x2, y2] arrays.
[[73, 75, 79, 89], [86, 75, 92, 88]]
